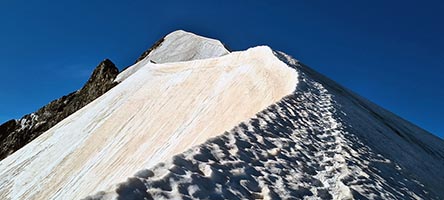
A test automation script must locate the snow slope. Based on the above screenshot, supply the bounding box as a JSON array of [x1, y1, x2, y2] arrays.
[[0, 46, 297, 200], [85, 51, 444, 200]]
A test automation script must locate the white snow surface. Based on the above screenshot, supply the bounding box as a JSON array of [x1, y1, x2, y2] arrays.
[[85, 53, 444, 200], [0, 46, 298, 200], [115, 30, 230, 83]]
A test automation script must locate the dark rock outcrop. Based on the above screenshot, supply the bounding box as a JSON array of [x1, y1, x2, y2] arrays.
[[134, 37, 164, 64], [0, 59, 119, 160]]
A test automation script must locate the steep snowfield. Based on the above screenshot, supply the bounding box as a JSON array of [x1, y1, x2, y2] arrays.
[[0, 46, 298, 200], [85, 53, 444, 200], [115, 30, 230, 82]]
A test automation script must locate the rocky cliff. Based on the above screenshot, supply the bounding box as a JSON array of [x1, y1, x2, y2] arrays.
[[0, 59, 119, 160]]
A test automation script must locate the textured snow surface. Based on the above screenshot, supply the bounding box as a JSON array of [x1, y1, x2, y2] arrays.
[[115, 30, 230, 82], [85, 52, 444, 200], [0, 46, 298, 200]]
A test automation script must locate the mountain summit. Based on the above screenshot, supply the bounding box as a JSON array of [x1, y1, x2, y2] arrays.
[[116, 30, 230, 83], [0, 30, 443, 200]]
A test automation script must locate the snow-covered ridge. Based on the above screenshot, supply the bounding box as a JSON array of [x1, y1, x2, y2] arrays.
[[0, 46, 298, 200], [115, 30, 230, 82], [86, 51, 444, 200], [1, 30, 443, 200]]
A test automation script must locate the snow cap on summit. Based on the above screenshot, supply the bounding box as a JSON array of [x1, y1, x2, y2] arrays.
[[115, 30, 230, 82], [146, 30, 230, 64]]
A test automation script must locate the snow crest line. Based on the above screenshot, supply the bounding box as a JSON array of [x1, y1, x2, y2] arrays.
[[85, 54, 439, 200]]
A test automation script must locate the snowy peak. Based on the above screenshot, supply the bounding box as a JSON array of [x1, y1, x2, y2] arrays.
[[144, 30, 230, 64], [135, 30, 230, 64], [116, 30, 230, 82]]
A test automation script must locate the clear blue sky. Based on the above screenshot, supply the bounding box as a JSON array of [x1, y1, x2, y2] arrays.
[[0, 0, 443, 138]]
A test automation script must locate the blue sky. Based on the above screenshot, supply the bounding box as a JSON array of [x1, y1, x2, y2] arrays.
[[0, 0, 443, 138]]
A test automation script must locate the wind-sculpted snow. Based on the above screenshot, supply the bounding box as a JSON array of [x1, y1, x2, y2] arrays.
[[0, 46, 297, 200], [86, 53, 444, 200]]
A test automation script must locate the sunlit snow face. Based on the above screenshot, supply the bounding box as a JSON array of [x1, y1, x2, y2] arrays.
[[0, 45, 298, 200]]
